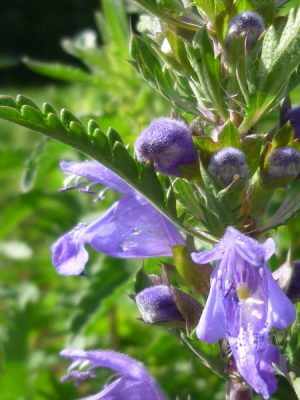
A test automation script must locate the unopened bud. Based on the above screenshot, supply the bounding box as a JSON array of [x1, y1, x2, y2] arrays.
[[263, 147, 300, 182], [226, 11, 265, 47], [135, 117, 197, 175], [282, 106, 300, 139], [135, 285, 183, 324], [135, 285, 202, 328], [208, 147, 249, 185]]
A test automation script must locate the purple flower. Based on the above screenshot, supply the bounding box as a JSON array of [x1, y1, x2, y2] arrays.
[[51, 161, 184, 275], [60, 349, 166, 400], [134, 117, 197, 176], [192, 227, 296, 399]]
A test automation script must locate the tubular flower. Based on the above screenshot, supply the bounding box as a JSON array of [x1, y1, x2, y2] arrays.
[[60, 349, 166, 400], [192, 227, 296, 399], [51, 161, 184, 275]]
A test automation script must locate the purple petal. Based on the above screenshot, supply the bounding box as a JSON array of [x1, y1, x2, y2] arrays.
[[61, 349, 145, 378], [265, 266, 296, 329], [86, 196, 184, 258], [52, 195, 184, 275], [60, 349, 166, 400], [196, 266, 226, 342], [51, 223, 89, 275], [263, 238, 275, 261], [228, 333, 279, 400], [60, 161, 131, 194], [191, 246, 223, 264]]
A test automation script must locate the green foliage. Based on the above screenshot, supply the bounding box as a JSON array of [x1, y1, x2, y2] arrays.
[[239, 7, 300, 134], [2, 1, 300, 399]]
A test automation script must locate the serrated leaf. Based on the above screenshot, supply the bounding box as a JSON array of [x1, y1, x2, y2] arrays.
[[187, 28, 228, 121], [130, 35, 199, 114], [16, 94, 40, 110], [134, 0, 201, 32], [0, 95, 214, 242], [240, 7, 300, 134], [107, 127, 123, 146], [21, 105, 44, 127], [42, 102, 57, 116], [112, 142, 138, 180]]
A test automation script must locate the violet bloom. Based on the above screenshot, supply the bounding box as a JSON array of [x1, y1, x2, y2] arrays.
[[192, 227, 296, 399], [135, 117, 197, 176], [60, 349, 166, 400], [51, 161, 184, 275]]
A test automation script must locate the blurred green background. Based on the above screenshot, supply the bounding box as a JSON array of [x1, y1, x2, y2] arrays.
[[0, 1, 299, 399]]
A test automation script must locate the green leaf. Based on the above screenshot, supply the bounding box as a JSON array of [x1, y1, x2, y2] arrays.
[[101, 0, 129, 59], [218, 121, 240, 148], [172, 245, 211, 297], [23, 58, 100, 84], [133, 0, 201, 32], [240, 7, 300, 134], [0, 94, 213, 243], [130, 34, 199, 114], [272, 122, 294, 148], [187, 28, 228, 121], [258, 183, 300, 232]]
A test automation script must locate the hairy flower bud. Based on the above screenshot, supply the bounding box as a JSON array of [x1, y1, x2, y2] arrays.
[[135, 285, 183, 324], [134, 117, 197, 176], [135, 285, 202, 328], [263, 147, 300, 181], [282, 106, 300, 139], [226, 11, 265, 47], [208, 147, 249, 185]]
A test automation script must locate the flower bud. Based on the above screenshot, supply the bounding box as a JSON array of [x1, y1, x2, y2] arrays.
[[226, 11, 265, 47], [208, 147, 249, 185], [282, 106, 300, 139], [135, 285, 202, 328], [134, 117, 197, 176], [263, 147, 300, 183], [135, 285, 183, 324]]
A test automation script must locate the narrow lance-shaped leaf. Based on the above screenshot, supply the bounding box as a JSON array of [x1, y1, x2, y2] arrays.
[[0, 94, 212, 242]]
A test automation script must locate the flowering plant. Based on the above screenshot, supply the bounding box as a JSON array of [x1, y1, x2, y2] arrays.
[[2, 0, 300, 399]]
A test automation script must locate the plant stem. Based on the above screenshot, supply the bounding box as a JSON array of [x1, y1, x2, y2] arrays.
[[226, 379, 253, 400]]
